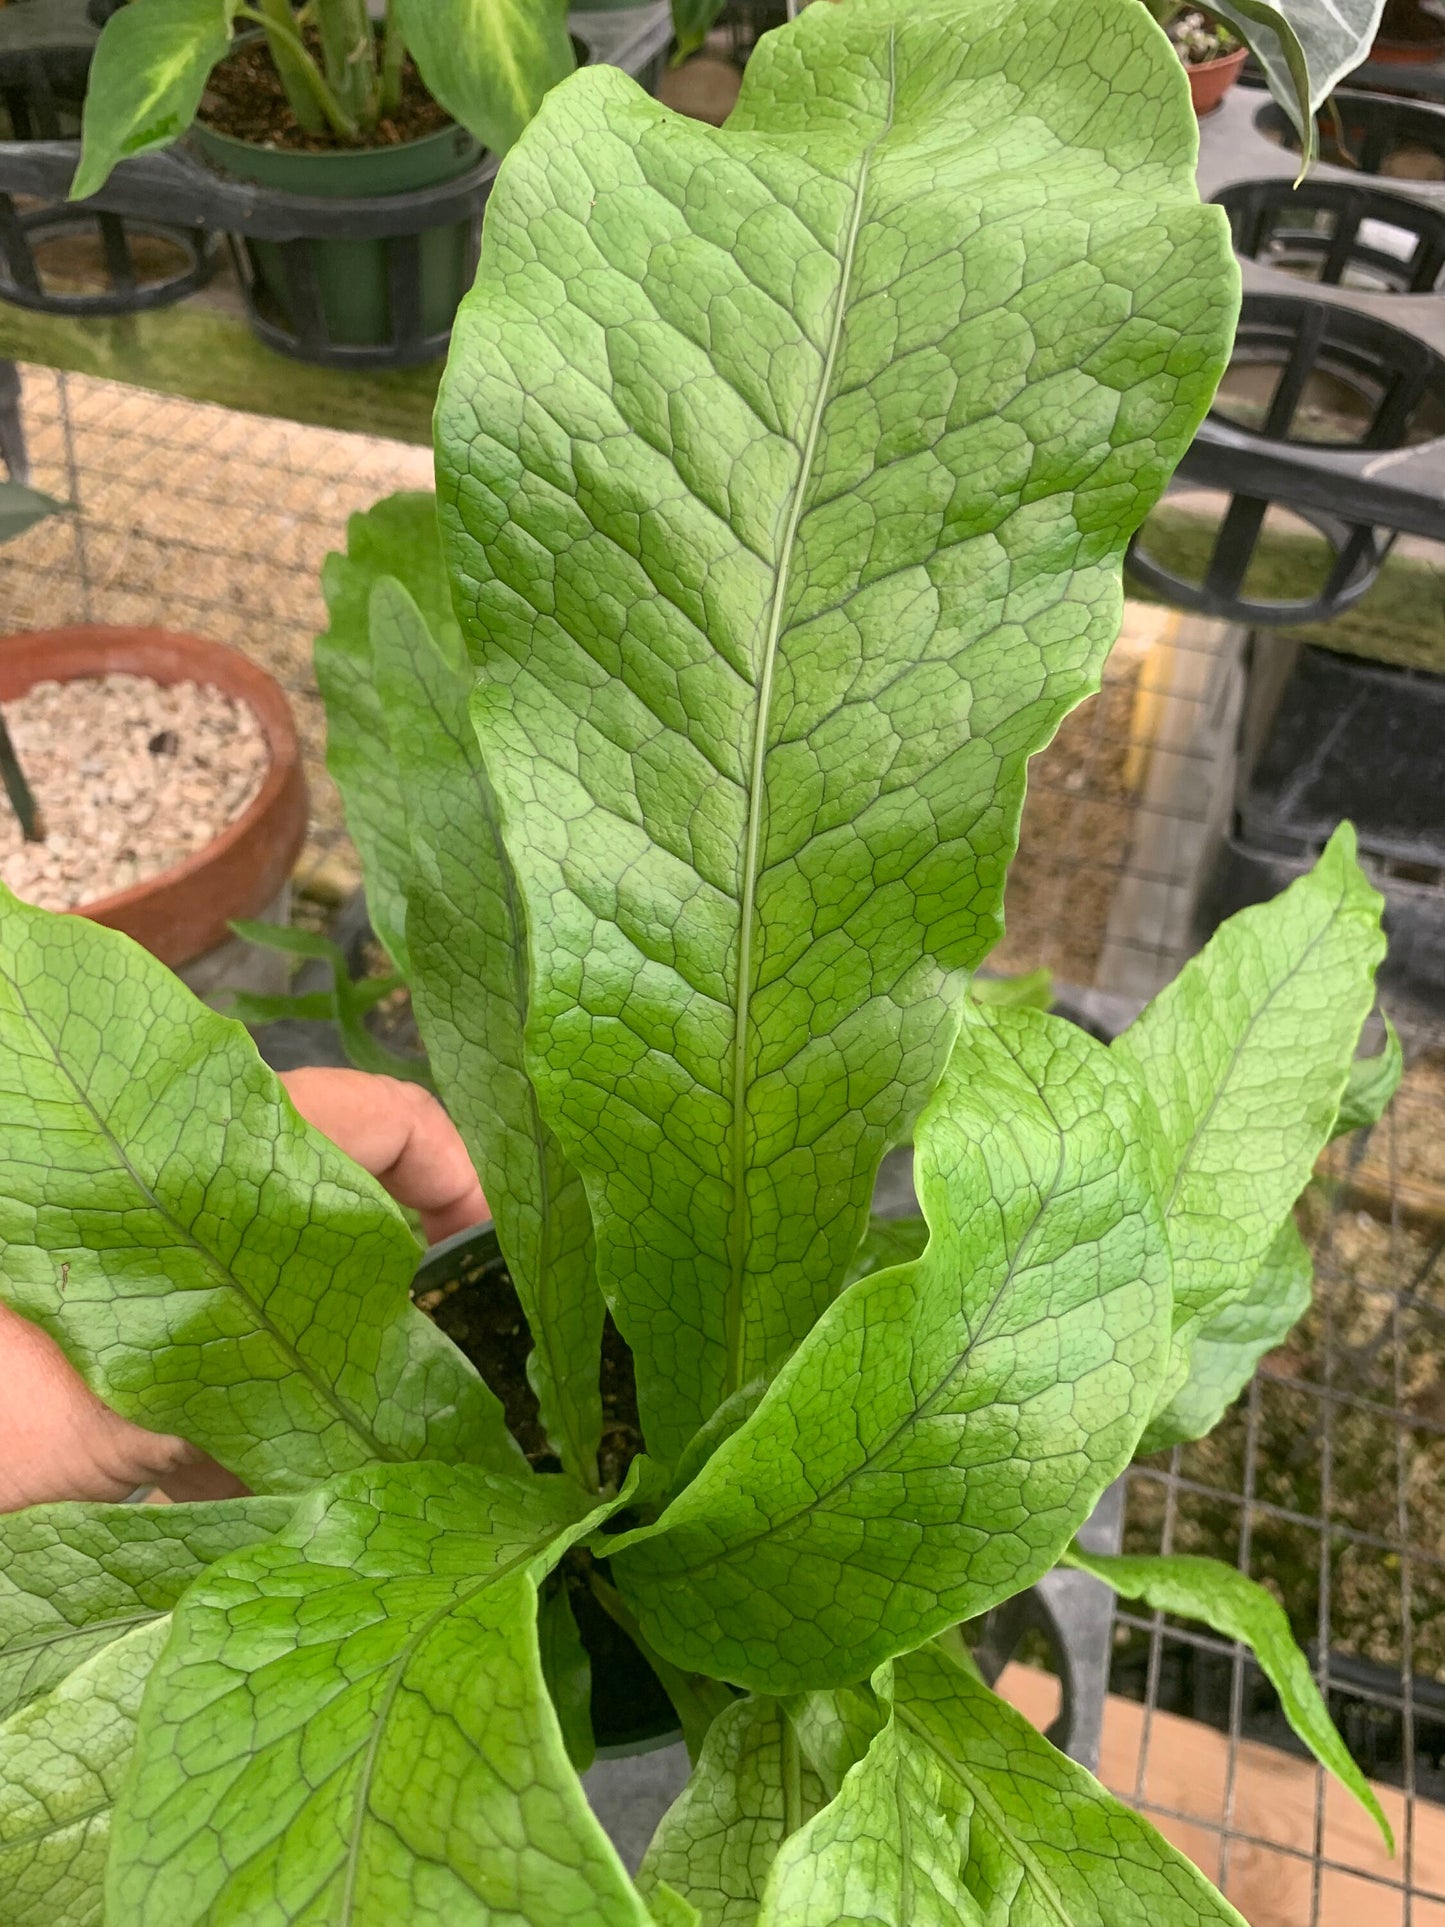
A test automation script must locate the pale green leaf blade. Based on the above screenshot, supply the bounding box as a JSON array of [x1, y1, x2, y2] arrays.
[[612, 1006, 1171, 1693], [1140, 1213, 1313, 1453], [72, 0, 236, 201], [1205, 0, 1386, 161], [637, 1696, 827, 1927], [108, 1464, 652, 1927], [0, 1498, 290, 1719], [892, 1642, 1250, 1926], [0, 482, 66, 544], [315, 492, 460, 975], [0, 891, 519, 1493], [844, 1213, 928, 1286], [650, 1886, 702, 1927], [0, 1617, 171, 1927], [538, 1578, 595, 1772], [1066, 1547, 1393, 1850], [757, 1690, 986, 1927], [1113, 825, 1386, 1393], [970, 968, 1053, 1011], [371, 576, 604, 1486], [437, 0, 1235, 1459], [394, 0, 575, 154], [1333, 1014, 1402, 1139]]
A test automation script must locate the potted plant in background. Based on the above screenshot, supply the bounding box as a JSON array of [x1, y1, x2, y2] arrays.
[[1153, 5, 1249, 115], [69, 0, 581, 354], [0, 2, 1409, 1921]]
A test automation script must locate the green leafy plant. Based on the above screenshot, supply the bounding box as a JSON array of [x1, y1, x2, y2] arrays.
[[0, 0, 1406, 1920], [1138, 0, 1387, 156], [72, 0, 579, 199]]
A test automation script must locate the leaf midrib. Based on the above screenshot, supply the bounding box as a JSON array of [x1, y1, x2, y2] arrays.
[[723, 29, 899, 1399], [0, 967, 399, 1466], [896, 1703, 1078, 1926]]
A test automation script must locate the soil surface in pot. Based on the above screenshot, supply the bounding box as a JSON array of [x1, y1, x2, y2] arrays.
[[1167, 7, 1240, 63], [199, 33, 449, 151], [415, 1244, 645, 1489], [0, 673, 267, 909]]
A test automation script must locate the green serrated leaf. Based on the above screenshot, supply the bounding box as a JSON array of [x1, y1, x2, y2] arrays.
[[0, 1498, 291, 1720], [1141, 1213, 1313, 1454], [107, 1463, 652, 1927], [371, 575, 604, 1487], [843, 1213, 929, 1286], [1113, 825, 1386, 1411], [970, 967, 1054, 1011], [538, 1578, 595, 1773], [316, 492, 459, 977], [637, 1696, 827, 1927], [882, 1643, 1251, 1925], [394, 0, 575, 154], [0, 1617, 171, 1927], [758, 1672, 986, 1927], [72, 0, 238, 201], [437, 0, 1235, 1461], [612, 1006, 1170, 1693], [1065, 1547, 1393, 1851], [0, 889, 518, 1494], [1333, 1014, 1402, 1139]]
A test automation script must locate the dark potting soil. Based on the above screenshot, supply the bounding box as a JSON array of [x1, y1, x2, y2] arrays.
[[414, 1245, 645, 1487], [199, 34, 451, 151]]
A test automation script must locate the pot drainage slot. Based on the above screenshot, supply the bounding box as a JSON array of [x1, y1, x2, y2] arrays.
[[1211, 293, 1445, 448], [1214, 178, 1445, 292]]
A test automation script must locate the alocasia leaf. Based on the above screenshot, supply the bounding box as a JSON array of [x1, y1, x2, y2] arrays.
[[0, 1617, 171, 1927], [0, 1499, 290, 1720], [316, 492, 458, 975], [371, 576, 604, 1487], [0, 890, 518, 1494], [1202, 0, 1387, 165], [637, 1696, 827, 1927], [71, 0, 238, 201], [1113, 825, 1385, 1417], [1065, 1547, 1392, 1850], [837, 1642, 1253, 1926], [107, 1463, 652, 1927], [1142, 1213, 1313, 1452], [394, 0, 575, 155], [757, 1669, 986, 1927], [612, 1005, 1170, 1693], [436, 0, 1235, 1461], [1333, 1014, 1402, 1139]]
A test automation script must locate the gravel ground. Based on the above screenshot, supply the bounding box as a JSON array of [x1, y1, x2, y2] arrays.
[[0, 673, 268, 909]]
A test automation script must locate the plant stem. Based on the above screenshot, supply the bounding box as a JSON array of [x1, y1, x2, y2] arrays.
[[314, 0, 377, 127], [235, 4, 360, 139], [0, 709, 42, 842], [779, 1705, 803, 1839], [249, 0, 325, 134], [587, 1570, 735, 1764], [380, 0, 406, 115]]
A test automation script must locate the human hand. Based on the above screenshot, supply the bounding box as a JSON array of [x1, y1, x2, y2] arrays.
[[0, 1069, 486, 1512]]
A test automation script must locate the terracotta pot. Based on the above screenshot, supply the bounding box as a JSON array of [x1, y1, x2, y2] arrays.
[[1187, 45, 1248, 116], [0, 625, 307, 967]]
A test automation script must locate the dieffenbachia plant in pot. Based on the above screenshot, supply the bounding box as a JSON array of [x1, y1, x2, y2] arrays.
[[72, 0, 579, 200], [0, 0, 1402, 1920]]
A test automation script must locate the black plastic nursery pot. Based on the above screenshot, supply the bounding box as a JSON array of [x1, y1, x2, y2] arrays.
[[411, 1223, 683, 1759], [1201, 644, 1445, 998], [0, 5, 217, 314], [189, 113, 482, 358]]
